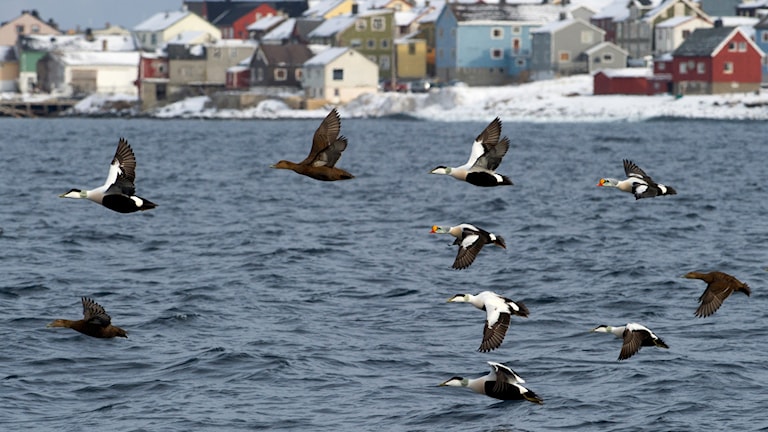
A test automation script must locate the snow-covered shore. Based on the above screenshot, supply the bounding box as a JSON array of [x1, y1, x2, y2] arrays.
[[68, 75, 768, 122]]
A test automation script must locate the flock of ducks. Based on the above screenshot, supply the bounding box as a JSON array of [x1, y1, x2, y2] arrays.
[[50, 109, 753, 404]]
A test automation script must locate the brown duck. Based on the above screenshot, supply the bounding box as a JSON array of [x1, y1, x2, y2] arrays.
[[271, 108, 354, 181], [47, 297, 128, 338], [683, 271, 751, 318]]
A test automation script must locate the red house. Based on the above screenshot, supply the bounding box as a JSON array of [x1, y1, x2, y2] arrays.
[[210, 4, 278, 39], [593, 68, 669, 95], [672, 25, 765, 95], [226, 65, 250, 89], [136, 54, 170, 110]]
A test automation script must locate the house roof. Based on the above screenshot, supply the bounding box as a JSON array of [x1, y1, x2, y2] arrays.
[[21, 34, 138, 52], [643, 0, 707, 23], [51, 51, 140, 67], [247, 15, 287, 31], [591, 0, 630, 21], [259, 43, 314, 65], [304, 46, 351, 65], [531, 18, 604, 34], [303, 0, 347, 17], [448, 3, 566, 24], [210, 4, 265, 26], [418, 1, 445, 24], [134, 10, 190, 31], [263, 18, 297, 41], [673, 26, 747, 57], [585, 41, 628, 55], [595, 67, 653, 78], [308, 15, 356, 38]]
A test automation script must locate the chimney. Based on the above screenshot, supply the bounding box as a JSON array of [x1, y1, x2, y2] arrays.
[[714, 18, 723, 28], [559, 11, 567, 21]]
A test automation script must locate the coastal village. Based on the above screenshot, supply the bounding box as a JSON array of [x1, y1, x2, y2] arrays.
[[0, 0, 767, 117]]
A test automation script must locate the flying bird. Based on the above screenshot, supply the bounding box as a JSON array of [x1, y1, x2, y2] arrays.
[[47, 297, 128, 338], [271, 108, 354, 181], [591, 323, 668, 360], [429, 117, 513, 187], [60, 138, 156, 213], [447, 291, 528, 352], [597, 159, 676, 199], [430, 223, 506, 269], [683, 271, 751, 318], [439, 361, 542, 403]]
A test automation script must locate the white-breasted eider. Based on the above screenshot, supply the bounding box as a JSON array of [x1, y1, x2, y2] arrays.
[[683, 271, 751, 318], [447, 291, 529, 352], [439, 361, 542, 404], [271, 108, 354, 181], [591, 323, 669, 360], [430, 224, 506, 270], [597, 159, 676, 199], [59, 138, 156, 213], [429, 117, 513, 187]]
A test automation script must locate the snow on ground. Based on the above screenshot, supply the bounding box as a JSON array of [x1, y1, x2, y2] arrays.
[[66, 75, 768, 121]]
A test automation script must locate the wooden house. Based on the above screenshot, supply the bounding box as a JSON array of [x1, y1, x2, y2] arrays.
[[585, 41, 628, 74], [208, 3, 279, 39], [0, 10, 60, 46], [593, 68, 668, 95], [36, 51, 140, 96], [137, 53, 170, 110], [395, 35, 427, 79], [672, 25, 765, 95], [226, 65, 251, 89], [531, 18, 606, 80], [249, 43, 314, 89], [302, 47, 378, 105], [133, 10, 222, 52]]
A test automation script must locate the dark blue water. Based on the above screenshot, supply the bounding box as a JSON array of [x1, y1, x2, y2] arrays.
[[1, 117, 766, 431]]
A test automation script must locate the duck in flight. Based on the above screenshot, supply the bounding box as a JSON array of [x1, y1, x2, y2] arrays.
[[683, 271, 751, 318], [271, 108, 354, 181], [47, 297, 127, 338], [430, 224, 506, 269], [59, 138, 156, 213], [447, 291, 529, 352], [597, 159, 676, 199], [429, 117, 513, 187], [591, 323, 668, 360], [439, 361, 543, 403]]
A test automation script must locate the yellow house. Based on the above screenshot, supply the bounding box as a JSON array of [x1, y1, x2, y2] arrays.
[[133, 9, 222, 51], [395, 37, 426, 79], [303, 0, 356, 20]]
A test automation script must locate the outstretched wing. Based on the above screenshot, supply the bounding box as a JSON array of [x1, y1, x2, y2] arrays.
[[480, 311, 510, 352], [472, 136, 510, 171], [81, 297, 112, 328], [623, 159, 652, 181], [463, 117, 501, 168], [452, 232, 485, 269], [301, 108, 341, 165], [104, 138, 137, 187], [105, 173, 136, 196], [619, 328, 644, 360], [311, 137, 348, 168]]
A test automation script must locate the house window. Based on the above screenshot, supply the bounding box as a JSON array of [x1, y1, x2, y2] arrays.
[[332, 68, 343, 80], [682, 30, 691, 39], [156, 83, 167, 100], [372, 17, 385, 31], [512, 26, 521, 34], [356, 20, 366, 31], [31, 24, 40, 33], [274, 68, 287, 81], [738, 42, 747, 52], [350, 38, 362, 48], [295, 68, 303, 81], [491, 27, 503, 39], [367, 39, 376, 48], [602, 53, 613, 63], [381, 39, 389, 49], [491, 48, 503, 60], [257, 68, 264, 81], [580, 31, 593, 44], [658, 62, 665, 71], [763, 32, 768, 43], [157, 63, 167, 74], [728, 42, 736, 51], [723, 62, 733, 74], [512, 38, 520, 53], [697, 62, 705, 74], [15, 24, 23, 33], [408, 42, 416, 55], [379, 55, 391, 70], [559, 51, 570, 62], [151, 33, 157, 45], [679, 62, 687, 73], [515, 58, 525, 67]]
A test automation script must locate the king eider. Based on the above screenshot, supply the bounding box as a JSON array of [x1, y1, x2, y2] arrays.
[[430, 224, 506, 270], [47, 297, 127, 339], [683, 271, 751, 318], [439, 361, 543, 404], [597, 159, 676, 199], [429, 117, 513, 187], [447, 291, 529, 352], [591, 323, 668, 360], [271, 108, 354, 181], [59, 138, 156, 213]]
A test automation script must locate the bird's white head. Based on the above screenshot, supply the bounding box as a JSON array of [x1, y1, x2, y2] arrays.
[[59, 189, 86, 199], [597, 178, 619, 188], [590, 324, 612, 333], [439, 376, 468, 388], [447, 294, 470, 303], [430, 166, 451, 175]]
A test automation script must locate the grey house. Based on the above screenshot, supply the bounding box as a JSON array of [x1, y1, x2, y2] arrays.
[[531, 18, 605, 80], [585, 41, 628, 73], [249, 43, 314, 89]]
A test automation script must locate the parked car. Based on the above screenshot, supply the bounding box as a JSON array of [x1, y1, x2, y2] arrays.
[[410, 79, 432, 93], [380, 80, 409, 92]]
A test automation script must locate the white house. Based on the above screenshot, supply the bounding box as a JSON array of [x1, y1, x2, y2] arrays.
[[37, 51, 140, 96], [133, 10, 222, 52], [654, 15, 712, 56], [302, 47, 378, 105]]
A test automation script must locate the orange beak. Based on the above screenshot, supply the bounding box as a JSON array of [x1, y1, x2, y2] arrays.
[[430, 225, 438, 233], [597, 179, 605, 187]]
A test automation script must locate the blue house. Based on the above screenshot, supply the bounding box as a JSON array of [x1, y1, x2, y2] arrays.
[[434, 2, 565, 85], [754, 14, 768, 83]]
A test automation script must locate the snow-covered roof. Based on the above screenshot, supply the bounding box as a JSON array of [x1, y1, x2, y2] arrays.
[[304, 46, 350, 65], [449, 3, 566, 25], [52, 51, 140, 67], [585, 41, 628, 55], [591, 0, 629, 21], [595, 67, 653, 78], [395, 11, 418, 27], [262, 18, 296, 41], [227, 65, 249, 73], [531, 19, 576, 34], [418, 1, 445, 24], [134, 10, 189, 31], [247, 15, 286, 31], [720, 16, 760, 28], [303, 0, 346, 17], [308, 15, 356, 38], [22, 34, 137, 52]]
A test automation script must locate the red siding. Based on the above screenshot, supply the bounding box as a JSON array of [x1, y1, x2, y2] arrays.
[[711, 32, 762, 83], [226, 69, 251, 89], [593, 73, 651, 95], [222, 5, 278, 40], [672, 55, 712, 82]]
